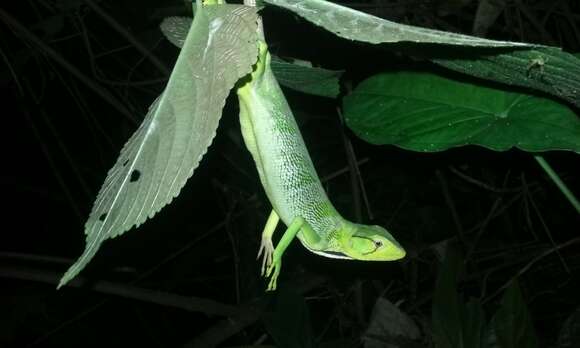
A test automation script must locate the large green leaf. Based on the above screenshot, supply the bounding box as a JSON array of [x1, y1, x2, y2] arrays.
[[161, 16, 342, 98], [491, 280, 538, 348], [432, 245, 487, 348], [432, 245, 463, 348], [433, 47, 580, 108], [59, 4, 259, 287], [343, 71, 580, 153], [462, 299, 488, 348], [263, 0, 531, 47]]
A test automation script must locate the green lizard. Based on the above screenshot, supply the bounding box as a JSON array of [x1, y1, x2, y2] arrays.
[[237, 42, 406, 290], [58, 0, 404, 290]]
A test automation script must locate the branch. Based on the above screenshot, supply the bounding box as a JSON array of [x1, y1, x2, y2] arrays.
[[0, 266, 245, 317], [183, 275, 326, 348]]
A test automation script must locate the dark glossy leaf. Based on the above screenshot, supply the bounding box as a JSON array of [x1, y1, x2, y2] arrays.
[[432, 245, 488, 348], [270, 55, 342, 98], [161, 16, 342, 98], [463, 299, 488, 348], [343, 71, 580, 153], [434, 47, 580, 108], [491, 280, 538, 348], [432, 245, 463, 348]]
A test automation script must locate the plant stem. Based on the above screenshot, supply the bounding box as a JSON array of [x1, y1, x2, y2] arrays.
[[534, 155, 580, 214]]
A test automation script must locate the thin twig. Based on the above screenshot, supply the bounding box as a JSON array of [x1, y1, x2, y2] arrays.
[[465, 197, 502, 264], [183, 275, 326, 348], [0, 42, 24, 94], [82, 0, 170, 75], [0, 7, 136, 123], [0, 266, 245, 317], [40, 109, 93, 199], [436, 170, 464, 246], [336, 107, 367, 326], [217, 181, 242, 304], [337, 108, 374, 220], [0, 252, 72, 265], [322, 158, 369, 183], [483, 237, 580, 303], [448, 165, 524, 193], [514, 0, 556, 44], [527, 183, 570, 274], [23, 111, 84, 223]]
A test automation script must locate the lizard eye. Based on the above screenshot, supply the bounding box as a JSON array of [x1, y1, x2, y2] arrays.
[[374, 240, 383, 248]]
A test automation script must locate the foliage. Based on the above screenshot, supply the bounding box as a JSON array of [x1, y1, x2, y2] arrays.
[[1, 0, 579, 347], [432, 245, 538, 348], [343, 71, 580, 152]]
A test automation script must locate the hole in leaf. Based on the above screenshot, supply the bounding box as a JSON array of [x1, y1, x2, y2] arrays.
[[130, 170, 141, 182], [99, 213, 107, 221], [122, 159, 129, 166]]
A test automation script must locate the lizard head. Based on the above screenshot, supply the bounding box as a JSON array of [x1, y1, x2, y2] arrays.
[[339, 223, 406, 261]]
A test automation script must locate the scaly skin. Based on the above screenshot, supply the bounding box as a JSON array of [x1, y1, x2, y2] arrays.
[[237, 41, 405, 290]]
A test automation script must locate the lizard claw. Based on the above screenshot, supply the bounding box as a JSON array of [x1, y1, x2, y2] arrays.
[[265, 256, 281, 291], [257, 236, 280, 290], [257, 237, 274, 276]]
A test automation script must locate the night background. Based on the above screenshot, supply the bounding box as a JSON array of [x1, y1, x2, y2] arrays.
[[1, 0, 579, 347]]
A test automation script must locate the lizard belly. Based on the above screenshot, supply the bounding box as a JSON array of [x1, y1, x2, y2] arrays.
[[238, 61, 340, 239]]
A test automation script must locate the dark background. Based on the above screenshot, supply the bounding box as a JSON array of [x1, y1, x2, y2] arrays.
[[1, 0, 579, 347]]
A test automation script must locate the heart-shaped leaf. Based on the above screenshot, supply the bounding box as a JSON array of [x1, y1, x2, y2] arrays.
[[343, 71, 580, 153]]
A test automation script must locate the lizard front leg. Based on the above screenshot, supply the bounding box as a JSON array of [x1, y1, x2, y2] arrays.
[[264, 216, 321, 291]]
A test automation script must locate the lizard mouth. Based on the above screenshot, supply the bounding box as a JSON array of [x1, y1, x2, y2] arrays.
[[316, 250, 352, 259], [307, 248, 353, 259]]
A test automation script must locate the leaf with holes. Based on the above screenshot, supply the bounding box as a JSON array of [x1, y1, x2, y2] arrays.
[[263, 0, 532, 47], [343, 71, 580, 153], [161, 15, 342, 98], [59, 4, 259, 287]]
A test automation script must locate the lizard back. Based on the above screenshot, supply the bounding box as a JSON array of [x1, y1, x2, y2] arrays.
[[237, 50, 342, 241]]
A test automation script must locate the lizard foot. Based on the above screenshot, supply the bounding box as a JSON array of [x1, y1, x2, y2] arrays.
[[257, 237, 274, 276], [265, 256, 281, 291]]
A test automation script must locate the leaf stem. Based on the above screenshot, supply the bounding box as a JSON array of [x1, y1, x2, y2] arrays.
[[244, 0, 265, 39], [534, 155, 580, 214]]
